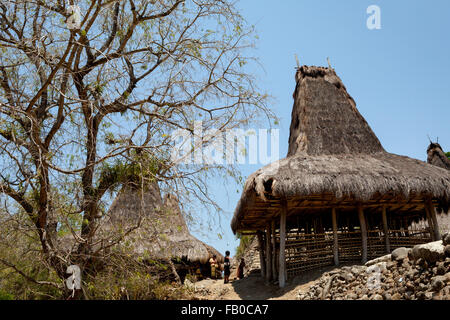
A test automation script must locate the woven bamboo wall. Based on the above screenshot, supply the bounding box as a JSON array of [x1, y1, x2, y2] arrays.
[[281, 226, 432, 278]]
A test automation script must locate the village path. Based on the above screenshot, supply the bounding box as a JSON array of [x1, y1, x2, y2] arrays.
[[191, 265, 340, 300]]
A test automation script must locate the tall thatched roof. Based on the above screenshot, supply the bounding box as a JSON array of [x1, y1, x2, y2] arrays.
[[427, 142, 450, 170], [106, 184, 223, 264], [231, 66, 450, 233]]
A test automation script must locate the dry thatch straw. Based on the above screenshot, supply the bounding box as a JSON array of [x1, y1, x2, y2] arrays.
[[427, 142, 450, 170], [231, 66, 450, 233], [105, 183, 224, 265], [427, 142, 450, 232]]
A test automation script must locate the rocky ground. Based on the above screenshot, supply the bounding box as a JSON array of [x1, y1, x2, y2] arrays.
[[184, 232, 450, 300], [297, 232, 450, 300]]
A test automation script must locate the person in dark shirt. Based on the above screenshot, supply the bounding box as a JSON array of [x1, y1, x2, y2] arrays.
[[223, 251, 231, 284]]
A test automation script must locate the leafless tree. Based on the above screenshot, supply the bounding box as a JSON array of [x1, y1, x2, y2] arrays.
[[0, 0, 272, 290]]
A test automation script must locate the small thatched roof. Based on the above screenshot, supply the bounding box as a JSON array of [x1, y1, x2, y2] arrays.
[[232, 66, 450, 233], [106, 184, 224, 264], [427, 142, 450, 170]]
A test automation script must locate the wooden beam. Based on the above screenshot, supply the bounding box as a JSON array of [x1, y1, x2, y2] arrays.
[[265, 223, 272, 282], [381, 206, 391, 253], [425, 205, 435, 241], [257, 231, 266, 279], [331, 207, 339, 266], [279, 199, 287, 288], [427, 200, 441, 241], [271, 220, 277, 281], [358, 205, 368, 264]]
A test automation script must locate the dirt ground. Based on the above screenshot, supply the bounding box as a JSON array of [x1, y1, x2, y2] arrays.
[[191, 265, 342, 300]]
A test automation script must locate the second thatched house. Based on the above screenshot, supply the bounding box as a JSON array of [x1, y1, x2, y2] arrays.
[[231, 66, 450, 287], [427, 142, 450, 170], [104, 182, 223, 281], [427, 142, 450, 233]]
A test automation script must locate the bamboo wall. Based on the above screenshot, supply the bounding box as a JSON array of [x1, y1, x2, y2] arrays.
[[262, 209, 434, 279]]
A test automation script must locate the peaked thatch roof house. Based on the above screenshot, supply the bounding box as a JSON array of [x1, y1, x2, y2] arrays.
[[427, 142, 450, 234], [427, 142, 450, 170], [231, 66, 450, 287], [105, 183, 223, 278]]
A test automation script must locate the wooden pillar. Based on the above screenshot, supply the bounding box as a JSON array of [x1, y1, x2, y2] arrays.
[[279, 199, 287, 288], [404, 217, 410, 237], [425, 205, 435, 241], [426, 200, 441, 241], [358, 205, 368, 264], [271, 220, 277, 280], [265, 224, 272, 282], [331, 208, 339, 266], [257, 231, 266, 278], [381, 206, 391, 253]]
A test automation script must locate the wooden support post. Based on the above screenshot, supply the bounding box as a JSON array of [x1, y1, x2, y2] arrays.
[[427, 200, 441, 241], [279, 199, 287, 288], [331, 208, 339, 266], [425, 205, 435, 241], [381, 206, 391, 253], [265, 224, 272, 282], [404, 217, 410, 237], [257, 232, 266, 279], [358, 205, 368, 264], [271, 220, 277, 280]]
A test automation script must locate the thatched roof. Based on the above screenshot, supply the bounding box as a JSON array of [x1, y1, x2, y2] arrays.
[[106, 184, 224, 264], [427, 142, 450, 170], [231, 66, 450, 233], [107, 182, 163, 226]]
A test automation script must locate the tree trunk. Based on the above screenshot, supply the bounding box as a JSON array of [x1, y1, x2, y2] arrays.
[[167, 258, 181, 284]]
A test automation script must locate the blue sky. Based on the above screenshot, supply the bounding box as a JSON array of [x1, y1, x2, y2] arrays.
[[191, 0, 450, 256]]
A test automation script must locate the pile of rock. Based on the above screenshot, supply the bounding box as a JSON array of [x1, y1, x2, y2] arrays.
[[297, 232, 450, 300]]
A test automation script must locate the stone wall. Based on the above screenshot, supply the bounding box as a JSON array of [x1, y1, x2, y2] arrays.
[[297, 233, 450, 300]]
